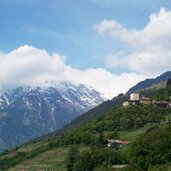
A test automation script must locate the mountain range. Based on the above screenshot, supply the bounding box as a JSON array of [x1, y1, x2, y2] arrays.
[[1, 71, 171, 171], [0, 82, 105, 151], [1, 71, 171, 152]]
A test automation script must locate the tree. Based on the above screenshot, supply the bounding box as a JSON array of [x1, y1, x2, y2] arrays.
[[129, 127, 171, 170], [81, 132, 91, 144], [134, 118, 143, 128], [73, 150, 94, 171], [168, 116, 171, 126], [105, 131, 119, 139], [67, 145, 79, 171], [99, 131, 104, 145], [120, 118, 132, 130]]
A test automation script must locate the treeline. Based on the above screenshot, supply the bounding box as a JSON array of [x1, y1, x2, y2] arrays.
[[67, 146, 128, 171]]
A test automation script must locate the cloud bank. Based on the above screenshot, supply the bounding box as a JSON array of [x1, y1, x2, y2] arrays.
[[0, 45, 145, 99], [1, 8, 171, 99], [94, 8, 171, 76]]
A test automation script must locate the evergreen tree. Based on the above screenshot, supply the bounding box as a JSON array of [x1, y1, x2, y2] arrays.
[[67, 145, 79, 171]]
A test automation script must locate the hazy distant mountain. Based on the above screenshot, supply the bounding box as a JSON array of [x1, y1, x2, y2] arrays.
[[128, 71, 171, 93], [0, 82, 105, 151]]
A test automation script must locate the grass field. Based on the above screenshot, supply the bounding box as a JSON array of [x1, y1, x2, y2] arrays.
[[8, 147, 69, 171], [119, 125, 151, 141], [0, 140, 44, 161]]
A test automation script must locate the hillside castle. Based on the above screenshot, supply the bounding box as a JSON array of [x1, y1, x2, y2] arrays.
[[123, 93, 171, 108], [123, 93, 151, 107]]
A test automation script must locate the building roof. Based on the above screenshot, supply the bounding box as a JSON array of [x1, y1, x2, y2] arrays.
[[107, 139, 131, 145], [141, 96, 151, 101]]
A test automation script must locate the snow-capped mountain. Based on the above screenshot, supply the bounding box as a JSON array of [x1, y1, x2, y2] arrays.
[[0, 82, 105, 151]]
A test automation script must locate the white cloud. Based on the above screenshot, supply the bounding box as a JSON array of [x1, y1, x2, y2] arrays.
[[0, 45, 145, 99], [2, 8, 171, 99], [94, 8, 171, 75], [106, 52, 129, 68]]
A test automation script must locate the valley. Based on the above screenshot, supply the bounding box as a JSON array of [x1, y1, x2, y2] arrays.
[[1, 2, 171, 170], [1, 72, 171, 170]]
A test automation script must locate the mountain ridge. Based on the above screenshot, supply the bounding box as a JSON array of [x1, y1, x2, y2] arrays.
[[1, 80, 171, 171], [128, 71, 171, 93], [1, 71, 171, 151], [0, 82, 105, 151], [48, 71, 171, 137]]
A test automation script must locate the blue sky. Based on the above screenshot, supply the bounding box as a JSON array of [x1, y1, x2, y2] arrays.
[[0, 0, 171, 98], [0, 0, 168, 69]]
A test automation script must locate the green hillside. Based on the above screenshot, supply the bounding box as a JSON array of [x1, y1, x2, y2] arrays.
[[8, 147, 68, 171], [38, 79, 171, 141], [45, 93, 130, 137], [1, 80, 171, 170], [1, 103, 171, 170]]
